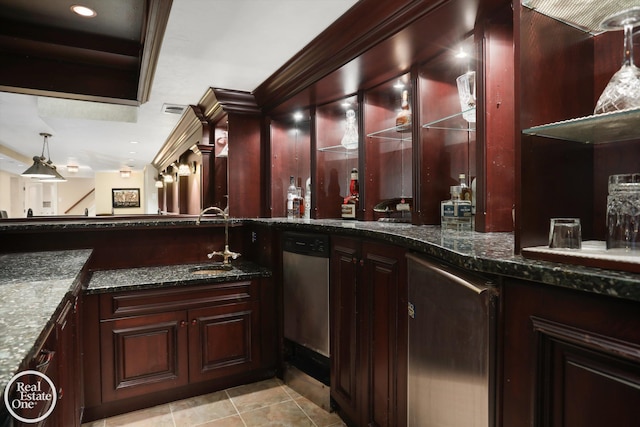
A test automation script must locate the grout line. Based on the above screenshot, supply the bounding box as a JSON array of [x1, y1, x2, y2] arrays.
[[280, 384, 319, 427], [225, 389, 249, 427], [168, 401, 177, 427]]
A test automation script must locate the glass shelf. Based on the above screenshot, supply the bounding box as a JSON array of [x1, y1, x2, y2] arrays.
[[367, 125, 412, 141], [421, 108, 476, 131], [317, 144, 359, 155], [522, 107, 640, 144], [521, 0, 638, 34]]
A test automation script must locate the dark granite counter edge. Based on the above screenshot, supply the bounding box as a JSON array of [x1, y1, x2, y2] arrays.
[[84, 261, 272, 295], [246, 219, 640, 303], [2, 217, 640, 302]]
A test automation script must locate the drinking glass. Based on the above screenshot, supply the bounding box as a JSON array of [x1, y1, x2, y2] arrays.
[[594, 7, 640, 114], [606, 173, 640, 251], [549, 218, 581, 249]]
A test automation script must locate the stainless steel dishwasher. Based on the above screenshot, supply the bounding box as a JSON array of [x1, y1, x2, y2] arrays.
[[282, 231, 331, 410], [406, 253, 498, 427]]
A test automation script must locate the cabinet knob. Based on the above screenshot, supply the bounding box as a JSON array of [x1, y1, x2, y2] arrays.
[[352, 257, 357, 264], [180, 320, 187, 328], [191, 319, 198, 326], [359, 259, 364, 266]]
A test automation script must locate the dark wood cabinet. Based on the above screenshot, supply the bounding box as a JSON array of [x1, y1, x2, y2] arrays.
[[8, 293, 82, 427], [53, 295, 83, 427], [84, 279, 271, 420], [330, 236, 407, 427], [501, 280, 640, 426], [187, 301, 261, 383], [100, 310, 190, 402]]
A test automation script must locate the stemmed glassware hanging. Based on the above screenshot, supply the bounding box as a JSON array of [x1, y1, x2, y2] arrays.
[[594, 7, 640, 114]]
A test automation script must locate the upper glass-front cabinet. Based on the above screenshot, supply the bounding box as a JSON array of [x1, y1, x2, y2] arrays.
[[517, 0, 640, 272], [417, 35, 477, 225], [262, 0, 516, 231], [364, 74, 413, 222], [316, 95, 359, 219], [270, 112, 311, 218]]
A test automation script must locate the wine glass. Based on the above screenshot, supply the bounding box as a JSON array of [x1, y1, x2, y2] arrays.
[[594, 7, 640, 114]]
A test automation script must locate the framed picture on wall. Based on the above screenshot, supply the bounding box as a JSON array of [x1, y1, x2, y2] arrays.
[[112, 188, 140, 208]]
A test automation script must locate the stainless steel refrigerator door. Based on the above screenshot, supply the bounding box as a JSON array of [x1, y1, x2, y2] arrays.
[[283, 250, 330, 357], [407, 253, 498, 427]]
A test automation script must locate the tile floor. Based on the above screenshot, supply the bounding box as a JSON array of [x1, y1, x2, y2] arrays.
[[82, 378, 346, 427]]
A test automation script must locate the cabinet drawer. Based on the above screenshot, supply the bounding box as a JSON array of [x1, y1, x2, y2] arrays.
[[100, 281, 257, 319]]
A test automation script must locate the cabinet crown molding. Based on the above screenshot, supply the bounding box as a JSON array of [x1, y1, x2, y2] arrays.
[[152, 105, 210, 172]]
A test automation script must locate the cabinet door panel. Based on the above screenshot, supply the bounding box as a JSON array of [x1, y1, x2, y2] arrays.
[[189, 302, 260, 382], [533, 318, 640, 426], [503, 280, 640, 426], [330, 238, 361, 426], [100, 311, 188, 402], [362, 242, 405, 427], [364, 252, 396, 427]]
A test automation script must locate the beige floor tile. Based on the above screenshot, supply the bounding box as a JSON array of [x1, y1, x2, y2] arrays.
[[294, 397, 344, 427], [170, 390, 237, 426], [226, 379, 291, 413], [104, 403, 174, 427], [280, 384, 301, 400], [85, 378, 348, 427], [196, 414, 247, 427], [240, 400, 314, 427]]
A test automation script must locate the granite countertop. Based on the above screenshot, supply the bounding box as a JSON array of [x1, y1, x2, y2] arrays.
[[3, 216, 640, 301], [86, 260, 272, 295], [0, 249, 92, 394], [248, 219, 640, 302]]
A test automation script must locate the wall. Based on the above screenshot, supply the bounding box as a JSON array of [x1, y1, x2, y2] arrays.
[[95, 171, 145, 215], [143, 165, 159, 214], [57, 177, 95, 215], [0, 171, 10, 216]]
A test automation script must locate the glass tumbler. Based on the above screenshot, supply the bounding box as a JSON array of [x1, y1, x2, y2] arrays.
[[606, 173, 640, 251]]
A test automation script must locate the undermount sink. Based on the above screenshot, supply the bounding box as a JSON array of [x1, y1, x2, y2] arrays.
[[189, 264, 234, 275]]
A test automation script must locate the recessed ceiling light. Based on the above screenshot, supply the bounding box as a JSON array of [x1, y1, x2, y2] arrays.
[[70, 5, 97, 18], [130, 141, 139, 144]]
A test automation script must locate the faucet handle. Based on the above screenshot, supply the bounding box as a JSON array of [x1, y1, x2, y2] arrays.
[[207, 250, 224, 259]]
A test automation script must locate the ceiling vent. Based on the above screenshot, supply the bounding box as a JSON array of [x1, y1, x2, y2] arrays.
[[162, 103, 187, 115]]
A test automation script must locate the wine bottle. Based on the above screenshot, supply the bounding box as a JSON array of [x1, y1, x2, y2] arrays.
[[287, 176, 296, 219], [395, 89, 411, 131], [459, 174, 472, 201], [341, 168, 359, 219]]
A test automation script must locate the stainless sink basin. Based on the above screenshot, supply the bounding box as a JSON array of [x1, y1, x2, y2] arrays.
[[189, 264, 234, 275]]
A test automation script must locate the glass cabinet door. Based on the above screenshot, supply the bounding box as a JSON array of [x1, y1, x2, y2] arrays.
[[316, 95, 359, 219], [364, 74, 413, 222], [270, 112, 311, 218], [417, 36, 477, 225]]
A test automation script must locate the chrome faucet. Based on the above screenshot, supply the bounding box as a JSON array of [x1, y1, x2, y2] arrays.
[[196, 206, 241, 267]]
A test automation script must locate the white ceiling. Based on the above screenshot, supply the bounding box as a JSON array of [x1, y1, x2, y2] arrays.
[[0, 0, 359, 178]]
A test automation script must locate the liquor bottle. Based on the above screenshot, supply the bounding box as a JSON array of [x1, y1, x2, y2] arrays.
[[395, 89, 411, 131], [287, 176, 296, 219], [304, 178, 311, 219], [459, 174, 472, 202], [341, 168, 359, 219], [296, 186, 304, 218], [349, 168, 359, 199]]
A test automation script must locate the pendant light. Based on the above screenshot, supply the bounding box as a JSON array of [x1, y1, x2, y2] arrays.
[[21, 133, 66, 181]]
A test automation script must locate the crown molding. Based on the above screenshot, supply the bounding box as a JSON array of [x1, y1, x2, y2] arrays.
[[152, 105, 210, 171]]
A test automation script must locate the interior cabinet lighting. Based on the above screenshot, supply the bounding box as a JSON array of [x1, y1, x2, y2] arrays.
[[70, 5, 97, 18]]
